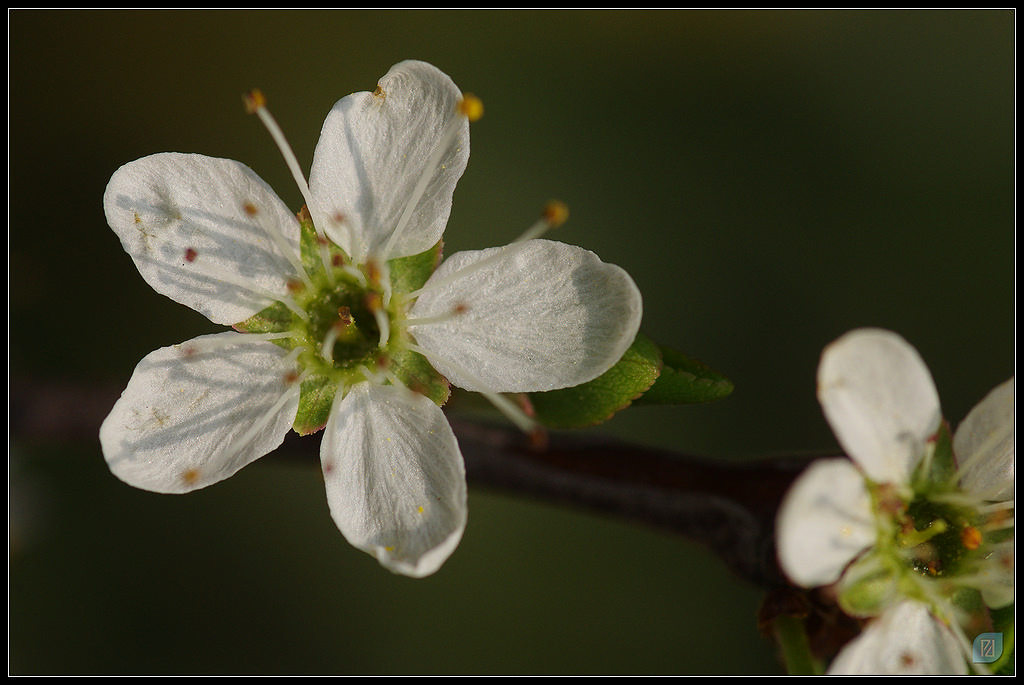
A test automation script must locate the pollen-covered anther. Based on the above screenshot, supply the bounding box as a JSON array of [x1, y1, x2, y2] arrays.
[[542, 200, 570, 228], [373, 85, 385, 99], [286, 278, 305, 295], [458, 93, 484, 122], [242, 88, 267, 114], [283, 369, 301, 386], [509, 200, 572, 244], [961, 525, 983, 551], [184, 247, 198, 263], [365, 259, 383, 286], [336, 306, 353, 327], [242, 201, 259, 217]]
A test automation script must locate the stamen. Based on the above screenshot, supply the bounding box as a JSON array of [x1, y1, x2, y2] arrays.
[[242, 200, 314, 290], [405, 201, 568, 301], [366, 259, 393, 307], [365, 291, 391, 348], [326, 210, 359, 271], [178, 331, 298, 357], [244, 89, 336, 284], [181, 246, 309, 322], [357, 363, 406, 390], [406, 342, 539, 434], [320, 324, 340, 365], [404, 302, 469, 328], [513, 200, 570, 243], [380, 94, 481, 260], [320, 307, 354, 364]]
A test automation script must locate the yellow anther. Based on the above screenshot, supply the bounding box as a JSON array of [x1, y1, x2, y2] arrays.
[[542, 200, 570, 228], [243, 89, 267, 114], [961, 525, 983, 551], [364, 291, 383, 312], [458, 94, 484, 122], [373, 85, 386, 99], [417, 505, 424, 514]]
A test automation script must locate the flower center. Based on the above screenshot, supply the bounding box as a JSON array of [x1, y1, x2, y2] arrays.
[[900, 496, 974, 577], [306, 287, 383, 368]]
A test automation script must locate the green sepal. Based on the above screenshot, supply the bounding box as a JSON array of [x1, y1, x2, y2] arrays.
[[233, 300, 295, 335], [293, 374, 339, 436], [633, 339, 734, 405], [835, 552, 901, 618], [912, 419, 957, 491], [389, 241, 443, 295], [297, 207, 347, 278], [528, 333, 662, 429], [389, 346, 451, 408]]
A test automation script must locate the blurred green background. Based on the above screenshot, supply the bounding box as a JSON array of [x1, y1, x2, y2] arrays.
[[9, 9, 1014, 675]]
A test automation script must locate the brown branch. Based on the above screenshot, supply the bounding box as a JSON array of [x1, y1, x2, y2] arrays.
[[11, 377, 818, 587]]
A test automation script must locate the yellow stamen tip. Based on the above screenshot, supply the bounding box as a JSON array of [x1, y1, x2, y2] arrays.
[[542, 200, 570, 228], [961, 525, 983, 551], [459, 94, 484, 122], [243, 89, 267, 114]]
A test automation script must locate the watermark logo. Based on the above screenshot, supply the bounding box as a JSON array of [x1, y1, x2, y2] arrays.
[[972, 632, 1003, 664]]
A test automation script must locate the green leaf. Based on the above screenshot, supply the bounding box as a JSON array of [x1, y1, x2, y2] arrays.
[[634, 341, 734, 405], [527, 333, 662, 429]]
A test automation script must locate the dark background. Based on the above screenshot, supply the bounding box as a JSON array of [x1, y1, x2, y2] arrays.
[[9, 9, 1014, 674]]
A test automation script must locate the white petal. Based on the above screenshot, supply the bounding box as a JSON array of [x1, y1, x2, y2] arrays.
[[827, 601, 968, 675], [99, 333, 301, 494], [104, 152, 304, 325], [409, 239, 643, 393], [954, 377, 1014, 501], [776, 458, 876, 588], [320, 382, 467, 577], [817, 328, 942, 485], [308, 60, 469, 262], [980, 544, 1015, 609]]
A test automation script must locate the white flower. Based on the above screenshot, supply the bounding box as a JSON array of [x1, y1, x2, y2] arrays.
[[100, 60, 643, 577], [776, 328, 1014, 672]]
